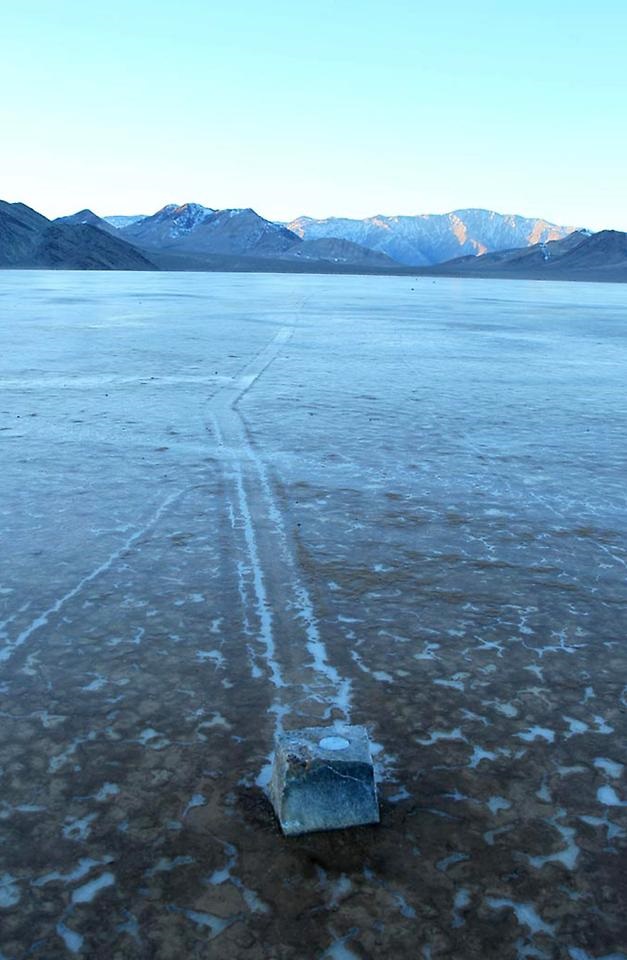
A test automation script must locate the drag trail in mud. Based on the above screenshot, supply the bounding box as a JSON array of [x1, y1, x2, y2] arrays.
[[207, 317, 353, 786]]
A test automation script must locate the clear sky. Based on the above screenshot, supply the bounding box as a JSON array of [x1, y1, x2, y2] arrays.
[[1, 0, 626, 229]]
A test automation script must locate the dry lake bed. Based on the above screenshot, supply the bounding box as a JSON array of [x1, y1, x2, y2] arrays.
[[0, 271, 626, 959]]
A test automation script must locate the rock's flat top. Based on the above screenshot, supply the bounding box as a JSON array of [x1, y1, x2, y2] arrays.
[[275, 725, 373, 766]]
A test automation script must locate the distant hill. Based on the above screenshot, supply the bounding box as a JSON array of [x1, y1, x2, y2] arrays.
[[425, 229, 627, 282], [0, 200, 156, 270], [552, 230, 627, 272], [55, 208, 118, 235], [287, 209, 576, 266], [441, 230, 590, 269]]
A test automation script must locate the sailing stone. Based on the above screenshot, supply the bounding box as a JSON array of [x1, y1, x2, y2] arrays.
[[270, 725, 379, 836]]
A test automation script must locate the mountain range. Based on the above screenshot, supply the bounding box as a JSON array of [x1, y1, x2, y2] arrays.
[[100, 204, 576, 268], [1, 198, 625, 280], [285, 210, 576, 266]]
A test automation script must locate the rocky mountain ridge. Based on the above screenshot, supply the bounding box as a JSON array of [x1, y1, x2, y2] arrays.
[[120, 204, 300, 257], [103, 205, 579, 268], [286, 209, 577, 266]]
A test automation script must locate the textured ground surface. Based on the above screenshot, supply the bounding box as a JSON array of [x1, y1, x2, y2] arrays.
[[0, 271, 626, 959]]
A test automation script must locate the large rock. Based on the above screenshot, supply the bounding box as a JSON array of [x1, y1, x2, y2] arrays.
[[270, 726, 379, 836]]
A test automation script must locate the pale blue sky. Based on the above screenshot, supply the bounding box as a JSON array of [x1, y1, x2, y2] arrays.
[[1, 0, 625, 229]]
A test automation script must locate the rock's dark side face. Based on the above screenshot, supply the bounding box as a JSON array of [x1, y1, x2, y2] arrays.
[[270, 726, 380, 836]]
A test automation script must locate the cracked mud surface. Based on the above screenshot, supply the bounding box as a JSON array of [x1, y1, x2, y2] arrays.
[[1, 271, 626, 958]]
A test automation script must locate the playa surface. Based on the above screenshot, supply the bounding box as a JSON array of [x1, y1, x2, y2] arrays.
[[1, 271, 626, 959]]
